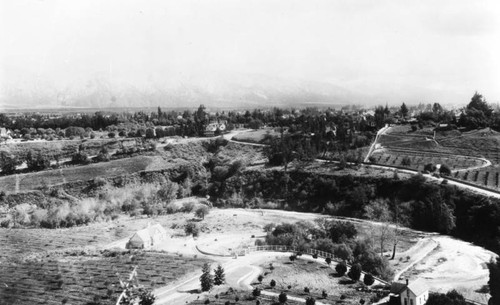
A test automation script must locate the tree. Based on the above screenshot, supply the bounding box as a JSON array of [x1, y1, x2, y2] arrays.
[[278, 292, 287, 304], [195, 205, 210, 220], [488, 258, 500, 305], [305, 297, 316, 305], [423, 163, 436, 172], [363, 199, 393, 256], [200, 263, 213, 291], [26, 150, 51, 171], [194, 104, 208, 136], [72, 151, 89, 165], [467, 92, 493, 117], [348, 263, 362, 281], [252, 287, 261, 298], [400, 103, 409, 118], [363, 273, 375, 286], [336, 262, 347, 276], [145, 128, 155, 139], [213, 264, 225, 286], [325, 257, 332, 266], [439, 164, 451, 176], [0, 152, 20, 174]]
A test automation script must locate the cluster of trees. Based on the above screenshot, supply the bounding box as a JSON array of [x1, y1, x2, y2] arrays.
[[199, 263, 225, 292], [264, 220, 393, 280]]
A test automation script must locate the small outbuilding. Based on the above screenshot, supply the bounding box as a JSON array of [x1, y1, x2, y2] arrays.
[[390, 278, 429, 305], [126, 223, 167, 249]]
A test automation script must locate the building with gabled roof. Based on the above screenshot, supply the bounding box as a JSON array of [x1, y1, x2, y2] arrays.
[[390, 278, 429, 305], [126, 223, 167, 249]]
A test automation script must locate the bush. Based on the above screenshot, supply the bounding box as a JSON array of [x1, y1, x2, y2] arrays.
[[439, 164, 451, 176], [305, 297, 316, 305], [270, 279, 276, 288], [336, 261, 347, 276], [424, 163, 436, 172], [363, 273, 375, 286], [325, 257, 332, 265], [348, 263, 362, 281], [304, 287, 310, 294], [401, 156, 411, 166], [278, 292, 287, 304], [252, 288, 261, 297], [322, 290, 328, 299], [195, 205, 210, 220], [185, 222, 199, 237]]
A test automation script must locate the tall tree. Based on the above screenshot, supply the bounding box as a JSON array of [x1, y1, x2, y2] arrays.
[[488, 258, 500, 305], [400, 102, 409, 118], [200, 263, 213, 291], [213, 264, 225, 286], [363, 199, 393, 256]]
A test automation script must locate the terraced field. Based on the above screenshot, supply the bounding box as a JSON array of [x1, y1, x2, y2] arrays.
[[371, 149, 486, 172], [373, 126, 500, 191]]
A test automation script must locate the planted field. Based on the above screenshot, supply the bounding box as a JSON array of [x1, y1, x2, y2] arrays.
[[371, 149, 485, 172], [0, 155, 167, 193], [0, 251, 209, 305], [374, 126, 500, 191]]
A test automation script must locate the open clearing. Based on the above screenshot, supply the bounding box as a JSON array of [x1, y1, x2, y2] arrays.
[[231, 128, 279, 144]]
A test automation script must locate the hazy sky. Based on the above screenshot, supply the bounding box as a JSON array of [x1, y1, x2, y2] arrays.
[[1, 0, 500, 106]]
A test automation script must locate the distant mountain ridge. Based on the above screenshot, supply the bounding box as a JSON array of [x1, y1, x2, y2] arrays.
[[0, 74, 377, 110]]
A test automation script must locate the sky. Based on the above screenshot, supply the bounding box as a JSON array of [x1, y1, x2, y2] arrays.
[[1, 0, 500, 108]]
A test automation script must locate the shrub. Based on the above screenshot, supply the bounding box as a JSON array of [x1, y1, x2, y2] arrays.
[[424, 163, 436, 172], [322, 290, 328, 299], [305, 297, 316, 305], [348, 263, 362, 281], [439, 164, 451, 176], [257, 274, 264, 283], [184, 222, 199, 237], [252, 287, 261, 297], [325, 257, 332, 265], [289, 255, 296, 262], [270, 279, 276, 288], [195, 205, 210, 220], [363, 273, 375, 286], [401, 156, 411, 166], [278, 292, 287, 304], [181, 201, 195, 212], [312, 253, 318, 259], [304, 287, 310, 294], [336, 262, 347, 276]]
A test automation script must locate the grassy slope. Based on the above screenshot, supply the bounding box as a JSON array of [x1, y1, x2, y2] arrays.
[[232, 129, 279, 144]]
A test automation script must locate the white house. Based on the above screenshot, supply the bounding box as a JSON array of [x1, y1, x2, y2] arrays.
[[390, 278, 429, 305], [126, 223, 167, 249]]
